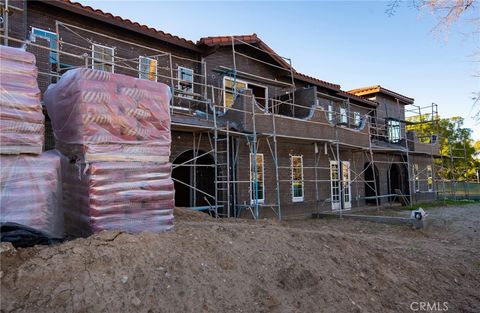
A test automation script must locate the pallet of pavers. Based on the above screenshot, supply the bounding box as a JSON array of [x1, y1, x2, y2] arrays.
[[44, 68, 174, 236], [0, 45, 44, 155], [0, 45, 63, 243], [0, 151, 63, 238]]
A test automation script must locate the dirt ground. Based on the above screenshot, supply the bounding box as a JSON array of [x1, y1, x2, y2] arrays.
[[1, 204, 479, 313]]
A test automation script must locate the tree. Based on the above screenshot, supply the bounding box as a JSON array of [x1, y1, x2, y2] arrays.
[[407, 115, 480, 181]]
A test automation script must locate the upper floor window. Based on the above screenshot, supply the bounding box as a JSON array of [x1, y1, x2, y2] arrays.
[[31, 27, 58, 65], [354, 112, 361, 126], [387, 119, 401, 143], [327, 104, 334, 123], [92, 44, 114, 72], [177, 66, 193, 95], [339, 107, 348, 124], [291, 155, 304, 202], [139, 56, 157, 81], [223, 77, 268, 110], [224, 77, 248, 108]]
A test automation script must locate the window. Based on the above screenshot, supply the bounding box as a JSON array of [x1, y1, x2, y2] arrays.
[[413, 164, 420, 192], [291, 156, 304, 202], [31, 27, 58, 64], [92, 44, 114, 72], [177, 66, 194, 96], [387, 119, 401, 143], [354, 112, 361, 126], [250, 153, 265, 204], [223, 77, 268, 110], [139, 56, 157, 81], [427, 165, 433, 192], [339, 107, 348, 124], [327, 104, 334, 123]]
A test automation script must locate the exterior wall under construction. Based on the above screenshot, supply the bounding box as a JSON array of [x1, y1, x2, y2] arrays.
[[1, 0, 440, 220]]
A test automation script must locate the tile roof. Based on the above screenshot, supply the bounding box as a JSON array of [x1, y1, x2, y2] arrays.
[[336, 90, 378, 107], [42, 0, 200, 51], [348, 85, 414, 104], [199, 34, 341, 90]]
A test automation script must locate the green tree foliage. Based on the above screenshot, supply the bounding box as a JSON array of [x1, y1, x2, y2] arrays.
[[407, 115, 480, 181]]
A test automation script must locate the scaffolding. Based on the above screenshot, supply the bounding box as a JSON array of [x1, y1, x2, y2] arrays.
[[2, 9, 474, 221]]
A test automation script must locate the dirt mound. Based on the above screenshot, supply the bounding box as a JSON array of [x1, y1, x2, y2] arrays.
[[1, 204, 479, 312], [173, 207, 213, 221]]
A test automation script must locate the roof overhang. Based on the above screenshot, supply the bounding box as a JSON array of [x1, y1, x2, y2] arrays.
[[348, 85, 414, 105], [39, 0, 202, 52]]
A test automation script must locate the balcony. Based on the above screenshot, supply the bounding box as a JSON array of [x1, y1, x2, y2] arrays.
[[220, 88, 371, 148]]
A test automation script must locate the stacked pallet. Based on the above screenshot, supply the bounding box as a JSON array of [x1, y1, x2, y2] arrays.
[[45, 68, 174, 236], [0, 151, 63, 238], [0, 46, 63, 238], [0, 45, 44, 154]]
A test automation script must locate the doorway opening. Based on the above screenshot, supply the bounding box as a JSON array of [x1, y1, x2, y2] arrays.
[[172, 150, 215, 208]]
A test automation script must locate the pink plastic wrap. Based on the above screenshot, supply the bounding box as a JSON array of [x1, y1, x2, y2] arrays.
[[60, 154, 174, 236], [0, 151, 63, 237], [44, 68, 172, 161], [0, 45, 44, 154]]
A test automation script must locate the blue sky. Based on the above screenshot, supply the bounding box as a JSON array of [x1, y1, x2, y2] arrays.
[[79, 0, 480, 140]]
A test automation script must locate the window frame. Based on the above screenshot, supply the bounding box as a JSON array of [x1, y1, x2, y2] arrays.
[[387, 119, 401, 143], [413, 163, 420, 192], [353, 111, 361, 126], [291, 155, 304, 202], [339, 107, 348, 124], [31, 27, 58, 65], [427, 165, 433, 192], [223, 76, 270, 110], [138, 56, 158, 81], [327, 104, 334, 123], [91, 43, 115, 73], [249, 153, 265, 204], [177, 66, 194, 96]]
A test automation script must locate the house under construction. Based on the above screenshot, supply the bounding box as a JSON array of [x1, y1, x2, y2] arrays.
[[2, 0, 446, 219]]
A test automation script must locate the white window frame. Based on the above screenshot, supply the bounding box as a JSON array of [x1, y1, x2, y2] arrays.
[[427, 165, 433, 192], [387, 119, 401, 143], [177, 66, 194, 96], [249, 153, 265, 204], [327, 104, 334, 123], [354, 112, 361, 126], [330, 160, 352, 211], [339, 107, 348, 124], [291, 155, 304, 202], [31, 27, 58, 64], [138, 56, 157, 81], [91, 43, 114, 73]]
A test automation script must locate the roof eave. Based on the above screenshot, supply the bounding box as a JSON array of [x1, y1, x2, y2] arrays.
[[40, 0, 202, 52]]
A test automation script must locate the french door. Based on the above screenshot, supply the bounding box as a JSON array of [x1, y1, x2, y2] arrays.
[[330, 161, 352, 211]]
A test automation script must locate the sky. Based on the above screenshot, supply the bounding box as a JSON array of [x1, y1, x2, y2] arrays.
[[78, 0, 480, 140]]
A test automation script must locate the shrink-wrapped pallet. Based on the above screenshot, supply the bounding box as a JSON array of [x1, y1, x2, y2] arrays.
[[0, 151, 63, 238], [44, 68, 171, 162], [60, 155, 174, 237], [0, 45, 44, 154]]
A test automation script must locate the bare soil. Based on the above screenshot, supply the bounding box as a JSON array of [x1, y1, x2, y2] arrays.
[[1, 204, 479, 313]]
